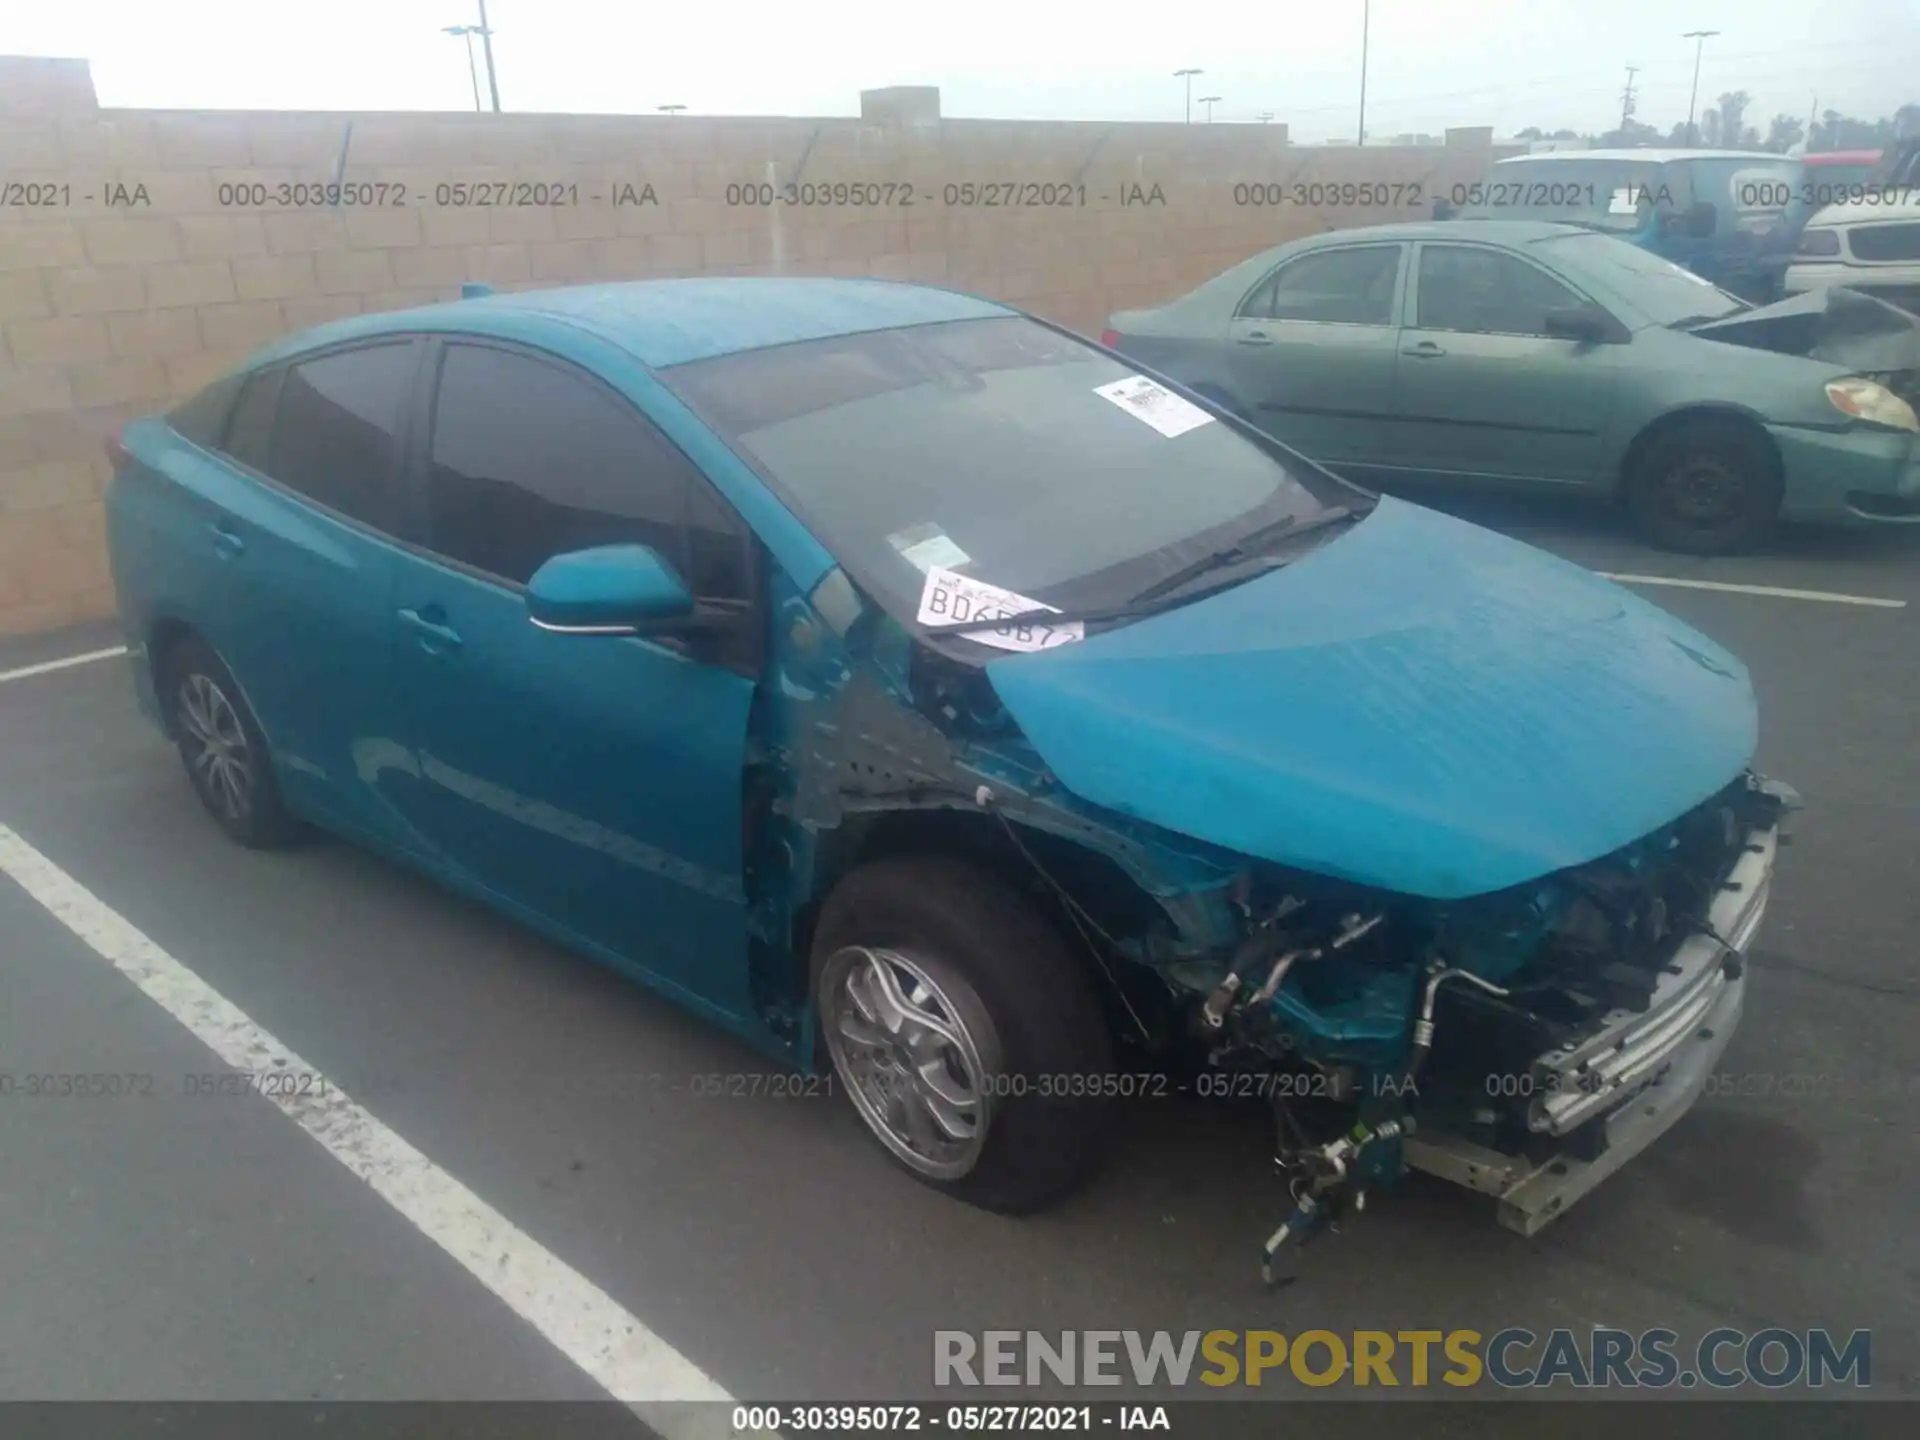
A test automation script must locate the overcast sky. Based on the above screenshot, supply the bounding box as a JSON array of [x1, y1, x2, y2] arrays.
[[5, 0, 1917, 142]]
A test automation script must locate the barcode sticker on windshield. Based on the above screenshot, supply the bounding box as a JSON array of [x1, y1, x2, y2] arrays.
[[916, 566, 1085, 654], [1607, 187, 1641, 216], [887, 522, 972, 574], [1094, 376, 1215, 439]]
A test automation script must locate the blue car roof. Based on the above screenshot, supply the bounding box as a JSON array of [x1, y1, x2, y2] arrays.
[[251, 277, 1016, 371]]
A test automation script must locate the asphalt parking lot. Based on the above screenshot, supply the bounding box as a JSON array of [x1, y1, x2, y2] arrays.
[[1, 494, 1916, 1422]]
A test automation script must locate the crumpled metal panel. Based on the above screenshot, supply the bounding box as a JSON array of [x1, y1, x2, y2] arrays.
[[985, 497, 1758, 901]]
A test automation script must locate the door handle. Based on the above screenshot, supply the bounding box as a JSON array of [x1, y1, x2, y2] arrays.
[[1236, 330, 1275, 347], [209, 520, 245, 558], [397, 606, 464, 654], [1402, 340, 1447, 358]]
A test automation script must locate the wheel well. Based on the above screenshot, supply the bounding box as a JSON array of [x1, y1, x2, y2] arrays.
[[147, 618, 198, 732], [1618, 406, 1782, 496], [788, 808, 1169, 1035]]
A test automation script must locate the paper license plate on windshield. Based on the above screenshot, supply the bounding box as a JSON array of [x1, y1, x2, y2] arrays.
[[916, 566, 1086, 654]]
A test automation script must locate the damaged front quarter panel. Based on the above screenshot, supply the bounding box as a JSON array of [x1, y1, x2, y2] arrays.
[[743, 564, 1256, 1059]]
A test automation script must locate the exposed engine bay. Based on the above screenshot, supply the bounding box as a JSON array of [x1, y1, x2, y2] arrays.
[[1185, 772, 1795, 1280]]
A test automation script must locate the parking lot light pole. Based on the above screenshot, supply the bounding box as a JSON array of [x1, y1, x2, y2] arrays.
[[1199, 96, 1222, 123], [475, 0, 502, 111], [441, 26, 484, 112], [1683, 29, 1719, 146], [1175, 69, 1202, 124], [1359, 0, 1370, 144]]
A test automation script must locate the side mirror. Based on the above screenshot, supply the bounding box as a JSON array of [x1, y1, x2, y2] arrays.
[[1543, 305, 1619, 344], [525, 544, 694, 634], [1432, 199, 1458, 221], [1683, 200, 1717, 238]]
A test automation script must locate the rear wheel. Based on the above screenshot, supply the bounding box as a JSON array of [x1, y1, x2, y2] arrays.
[[161, 635, 301, 848], [1624, 417, 1783, 555], [811, 855, 1115, 1213]]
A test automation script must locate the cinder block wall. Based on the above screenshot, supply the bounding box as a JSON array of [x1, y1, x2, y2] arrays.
[[1, 56, 1515, 637]]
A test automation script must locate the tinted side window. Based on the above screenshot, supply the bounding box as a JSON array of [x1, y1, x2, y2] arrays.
[[683, 477, 751, 601], [1416, 246, 1584, 336], [1243, 247, 1402, 325], [427, 343, 745, 595], [268, 344, 416, 530], [223, 368, 283, 473], [167, 374, 243, 448]]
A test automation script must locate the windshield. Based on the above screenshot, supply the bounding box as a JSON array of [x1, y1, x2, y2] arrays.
[[1457, 158, 1673, 232], [1534, 231, 1748, 325], [659, 315, 1348, 638]]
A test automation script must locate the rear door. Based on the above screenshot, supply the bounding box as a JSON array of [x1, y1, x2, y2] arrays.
[[388, 337, 762, 1018], [1387, 241, 1621, 487], [1224, 242, 1406, 476], [202, 339, 428, 850]]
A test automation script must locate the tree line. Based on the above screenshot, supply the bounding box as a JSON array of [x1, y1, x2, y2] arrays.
[[1516, 96, 1920, 152]]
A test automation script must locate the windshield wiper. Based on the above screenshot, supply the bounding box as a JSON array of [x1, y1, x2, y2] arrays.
[[924, 505, 1359, 641], [1125, 505, 1356, 608]]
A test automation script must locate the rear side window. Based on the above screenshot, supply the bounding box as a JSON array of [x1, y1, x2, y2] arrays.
[[1241, 246, 1402, 326], [267, 343, 417, 532], [166, 374, 243, 449], [223, 368, 282, 473], [426, 342, 748, 597]]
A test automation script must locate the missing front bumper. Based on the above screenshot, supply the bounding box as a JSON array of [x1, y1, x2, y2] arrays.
[[1404, 823, 1775, 1235]]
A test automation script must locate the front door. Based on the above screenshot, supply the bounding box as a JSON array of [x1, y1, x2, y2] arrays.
[[1387, 241, 1621, 487], [391, 338, 763, 1024], [1225, 242, 1406, 477]]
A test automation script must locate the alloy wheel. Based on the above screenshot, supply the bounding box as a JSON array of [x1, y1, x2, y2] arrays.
[[819, 945, 993, 1180], [176, 672, 254, 824]]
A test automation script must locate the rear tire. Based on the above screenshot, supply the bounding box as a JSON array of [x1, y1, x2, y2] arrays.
[[811, 854, 1115, 1214], [1624, 417, 1782, 555], [160, 635, 302, 849]]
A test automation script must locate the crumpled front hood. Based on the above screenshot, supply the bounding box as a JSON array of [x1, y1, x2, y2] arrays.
[[985, 499, 1758, 900], [1690, 285, 1920, 372]]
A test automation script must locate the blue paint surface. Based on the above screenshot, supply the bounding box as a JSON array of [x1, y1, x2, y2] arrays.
[[525, 544, 693, 629], [250, 278, 1013, 372], [986, 497, 1759, 900]]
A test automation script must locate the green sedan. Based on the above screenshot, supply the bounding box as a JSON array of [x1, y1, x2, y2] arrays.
[[1105, 220, 1920, 553]]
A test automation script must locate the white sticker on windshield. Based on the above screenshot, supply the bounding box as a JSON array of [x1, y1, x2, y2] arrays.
[[1094, 376, 1215, 439], [916, 566, 1085, 654], [887, 522, 972, 574], [1607, 186, 1641, 216]]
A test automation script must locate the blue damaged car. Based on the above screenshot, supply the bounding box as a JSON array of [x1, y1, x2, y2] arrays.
[[103, 279, 1796, 1274]]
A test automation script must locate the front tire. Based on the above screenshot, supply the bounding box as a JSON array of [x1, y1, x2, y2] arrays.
[[1624, 418, 1783, 555], [161, 635, 301, 848], [811, 855, 1115, 1213]]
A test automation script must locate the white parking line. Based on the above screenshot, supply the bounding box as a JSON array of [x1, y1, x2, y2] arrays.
[[0, 646, 129, 686], [0, 821, 735, 1424], [1599, 574, 1907, 609]]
